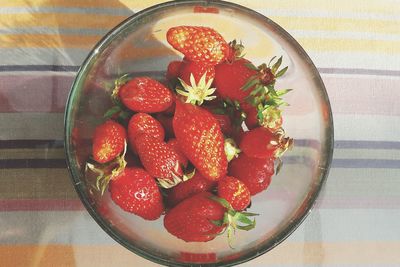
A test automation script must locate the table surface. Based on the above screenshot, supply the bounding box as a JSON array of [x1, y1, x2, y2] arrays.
[[1, 0, 399, 266]]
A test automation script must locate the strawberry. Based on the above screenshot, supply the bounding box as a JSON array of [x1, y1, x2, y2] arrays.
[[178, 59, 215, 85], [166, 26, 229, 65], [167, 138, 188, 168], [229, 153, 274, 195], [127, 113, 165, 152], [166, 171, 215, 207], [241, 102, 258, 129], [166, 60, 183, 81], [239, 127, 293, 159], [118, 77, 173, 113], [109, 167, 164, 220], [164, 192, 225, 242], [217, 176, 250, 211], [92, 120, 126, 164], [212, 113, 232, 136], [164, 192, 257, 244], [214, 58, 258, 102], [155, 113, 175, 138], [173, 100, 227, 181], [134, 134, 184, 188]]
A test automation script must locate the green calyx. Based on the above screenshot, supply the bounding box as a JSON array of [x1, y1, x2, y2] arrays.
[[176, 73, 217, 106], [228, 39, 245, 61], [85, 141, 127, 195], [209, 195, 258, 249], [224, 138, 241, 162], [213, 98, 246, 130], [242, 56, 292, 130], [103, 74, 133, 122], [157, 167, 196, 189]]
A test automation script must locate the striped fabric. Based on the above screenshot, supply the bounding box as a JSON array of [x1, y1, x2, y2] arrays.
[[1, 0, 399, 266]]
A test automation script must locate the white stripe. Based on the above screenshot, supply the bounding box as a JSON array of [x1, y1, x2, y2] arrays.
[[291, 29, 400, 42], [1, 208, 399, 245], [258, 8, 400, 22], [333, 114, 400, 142]]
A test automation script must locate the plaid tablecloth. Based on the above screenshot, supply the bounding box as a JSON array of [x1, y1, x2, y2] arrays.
[[1, 0, 399, 266]]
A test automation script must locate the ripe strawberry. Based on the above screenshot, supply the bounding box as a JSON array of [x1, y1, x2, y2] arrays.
[[92, 120, 126, 164], [109, 167, 164, 220], [166, 60, 183, 81], [241, 102, 258, 129], [164, 192, 258, 244], [155, 113, 175, 138], [167, 138, 188, 168], [173, 100, 227, 181], [217, 176, 250, 211], [134, 134, 184, 188], [240, 127, 293, 159], [166, 171, 215, 207], [166, 26, 229, 65], [229, 153, 274, 195], [118, 77, 173, 113], [212, 113, 232, 136], [127, 113, 165, 152], [164, 192, 225, 242], [178, 59, 215, 85], [214, 58, 258, 102]]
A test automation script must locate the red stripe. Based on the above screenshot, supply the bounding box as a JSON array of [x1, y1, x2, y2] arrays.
[[0, 199, 84, 211]]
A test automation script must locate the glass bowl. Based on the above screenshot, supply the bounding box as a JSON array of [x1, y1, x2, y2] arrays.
[[64, 0, 334, 266]]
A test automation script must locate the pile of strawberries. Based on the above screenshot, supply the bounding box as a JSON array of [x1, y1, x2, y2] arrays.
[[85, 26, 293, 245]]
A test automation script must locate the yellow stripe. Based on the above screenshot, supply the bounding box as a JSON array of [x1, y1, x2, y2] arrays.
[[0, 33, 101, 48], [0, 13, 127, 29], [1, 242, 399, 266], [1, 0, 400, 15], [0, 169, 77, 199]]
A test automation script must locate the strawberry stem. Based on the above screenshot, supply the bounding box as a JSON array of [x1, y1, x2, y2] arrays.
[[208, 195, 258, 248], [85, 141, 127, 194]]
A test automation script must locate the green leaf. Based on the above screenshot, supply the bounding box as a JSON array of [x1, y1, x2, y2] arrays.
[[234, 213, 254, 225], [209, 195, 232, 209], [240, 211, 259, 217], [212, 108, 227, 115], [210, 219, 224, 227], [236, 221, 256, 231], [241, 76, 259, 91], [271, 56, 282, 75], [275, 66, 288, 78], [103, 105, 121, 119], [276, 88, 293, 96], [244, 62, 258, 71], [249, 85, 265, 96], [267, 56, 277, 67]]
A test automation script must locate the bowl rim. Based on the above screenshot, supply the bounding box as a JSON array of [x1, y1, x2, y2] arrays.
[[64, 0, 334, 266]]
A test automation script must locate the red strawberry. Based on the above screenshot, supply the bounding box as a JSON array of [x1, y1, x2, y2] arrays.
[[166, 60, 183, 81], [240, 127, 293, 159], [214, 58, 258, 102], [164, 192, 258, 244], [164, 192, 225, 242], [92, 120, 126, 164], [173, 101, 227, 181], [134, 134, 184, 188], [155, 113, 175, 138], [109, 167, 164, 220], [217, 176, 250, 211], [229, 153, 274, 195], [167, 138, 188, 168], [212, 113, 232, 136], [118, 77, 173, 113], [127, 113, 165, 152], [166, 171, 215, 207], [241, 102, 258, 129], [178, 59, 215, 85], [166, 26, 229, 65]]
